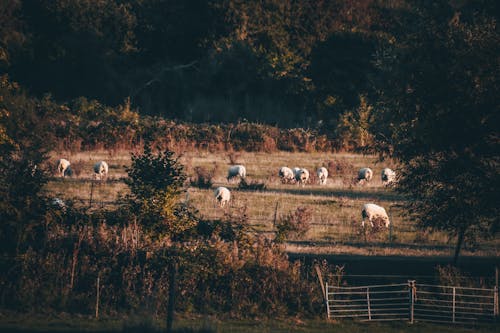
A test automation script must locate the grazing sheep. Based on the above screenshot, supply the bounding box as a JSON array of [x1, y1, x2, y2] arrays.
[[381, 168, 396, 185], [214, 186, 231, 207], [227, 165, 246, 182], [358, 167, 373, 183], [94, 161, 109, 180], [295, 168, 309, 186], [316, 167, 328, 185], [50, 197, 66, 210], [278, 166, 295, 183], [57, 158, 73, 178], [361, 203, 390, 228]]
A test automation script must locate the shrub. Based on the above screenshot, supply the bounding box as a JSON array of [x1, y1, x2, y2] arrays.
[[238, 178, 266, 191], [190, 164, 217, 189], [275, 207, 312, 243], [125, 143, 197, 240]]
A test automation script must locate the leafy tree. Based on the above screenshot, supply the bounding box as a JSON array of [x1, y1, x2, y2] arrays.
[[125, 143, 196, 240], [0, 0, 26, 71], [373, 2, 499, 263], [335, 95, 375, 151], [11, 0, 137, 102], [309, 32, 378, 111], [0, 75, 51, 257]]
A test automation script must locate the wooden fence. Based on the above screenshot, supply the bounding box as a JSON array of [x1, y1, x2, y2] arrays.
[[326, 281, 499, 324]]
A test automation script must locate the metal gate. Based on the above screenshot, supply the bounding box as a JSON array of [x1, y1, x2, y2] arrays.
[[326, 283, 410, 321], [326, 281, 499, 324]]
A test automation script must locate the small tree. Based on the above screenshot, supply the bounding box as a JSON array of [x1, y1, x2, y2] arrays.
[[125, 143, 196, 241]]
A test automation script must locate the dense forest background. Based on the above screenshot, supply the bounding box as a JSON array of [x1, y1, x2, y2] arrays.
[[1, 0, 496, 129]]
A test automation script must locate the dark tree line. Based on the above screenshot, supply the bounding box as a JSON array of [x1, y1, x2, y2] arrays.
[[0, 0, 416, 127]]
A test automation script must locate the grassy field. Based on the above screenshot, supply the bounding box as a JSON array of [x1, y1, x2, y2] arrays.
[[1, 314, 499, 333], [45, 149, 500, 258]]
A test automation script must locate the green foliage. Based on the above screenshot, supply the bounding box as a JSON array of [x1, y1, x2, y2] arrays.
[[373, 2, 499, 262], [309, 32, 378, 112], [1, 0, 408, 129], [0, 75, 53, 257], [0, 0, 25, 69], [335, 95, 375, 151], [125, 143, 196, 240]]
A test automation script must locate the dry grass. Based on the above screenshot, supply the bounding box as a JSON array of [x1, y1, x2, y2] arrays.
[[43, 149, 500, 257]]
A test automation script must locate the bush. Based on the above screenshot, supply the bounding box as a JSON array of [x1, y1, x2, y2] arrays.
[[125, 143, 197, 240], [275, 207, 312, 243], [190, 165, 217, 189], [238, 178, 266, 191]]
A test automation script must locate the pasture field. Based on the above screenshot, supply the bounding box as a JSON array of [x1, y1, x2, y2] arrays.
[[1, 314, 498, 333], [45, 149, 500, 258]]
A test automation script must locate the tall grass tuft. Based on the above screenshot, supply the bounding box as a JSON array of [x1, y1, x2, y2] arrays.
[[190, 164, 217, 189]]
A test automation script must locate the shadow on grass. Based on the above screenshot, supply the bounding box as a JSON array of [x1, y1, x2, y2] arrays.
[[265, 187, 404, 202], [287, 240, 453, 252]]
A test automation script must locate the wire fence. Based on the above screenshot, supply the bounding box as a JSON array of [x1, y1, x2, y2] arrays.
[[326, 281, 499, 324]]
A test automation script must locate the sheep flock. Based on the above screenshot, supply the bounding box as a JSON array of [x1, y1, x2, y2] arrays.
[[52, 156, 396, 232]]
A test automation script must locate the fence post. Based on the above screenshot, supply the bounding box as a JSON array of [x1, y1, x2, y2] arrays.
[[325, 282, 331, 319], [495, 267, 499, 319], [314, 265, 326, 302], [367, 287, 371, 321], [273, 201, 279, 228], [388, 212, 393, 246], [95, 274, 100, 319], [494, 285, 499, 318], [89, 180, 94, 208], [452, 287, 456, 323], [408, 280, 415, 324]]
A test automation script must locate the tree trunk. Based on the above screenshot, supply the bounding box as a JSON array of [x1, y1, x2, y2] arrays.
[[453, 227, 466, 265]]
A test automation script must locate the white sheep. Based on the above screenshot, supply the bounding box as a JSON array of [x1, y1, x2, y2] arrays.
[[381, 168, 396, 185], [278, 166, 295, 183], [295, 168, 309, 186], [227, 165, 246, 182], [214, 186, 231, 207], [358, 167, 373, 183], [50, 197, 66, 210], [361, 203, 390, 228], [316, 167, 328, 185], [57, 158, 73, 178], [93, 161, 109, 180]]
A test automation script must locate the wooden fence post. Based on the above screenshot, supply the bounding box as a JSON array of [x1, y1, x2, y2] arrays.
[[273, 201, 279, 228], [314, 264, 326, 301], [89, 180, 94, 208], [408, 280, 415, 324], [388, 212, 393, 245]]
